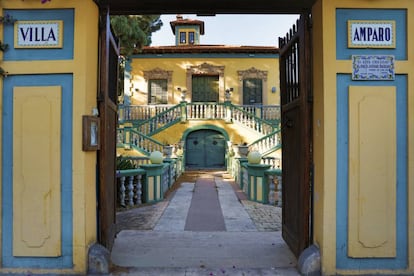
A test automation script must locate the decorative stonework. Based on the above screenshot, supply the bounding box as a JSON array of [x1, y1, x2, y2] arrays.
[[187, 62, 224, 75], [186, 63, 225, 102], [143, 67, 173, 82], [237, 67, 268, 81]]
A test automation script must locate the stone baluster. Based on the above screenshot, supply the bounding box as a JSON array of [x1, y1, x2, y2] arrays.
[[136, 174, 142, 205], [277, 175, 282, 207], [127, 175, 134, 206], [119, 176, 126, 207], [268, 174, 276, 205]]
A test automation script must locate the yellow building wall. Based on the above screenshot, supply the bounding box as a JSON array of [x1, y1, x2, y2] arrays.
[[312, 0, 414, 275], [0, 0, 99, 274], [128, 57, 280, 106]]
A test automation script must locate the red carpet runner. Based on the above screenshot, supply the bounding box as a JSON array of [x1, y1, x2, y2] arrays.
[[184, 178, 226, 231]]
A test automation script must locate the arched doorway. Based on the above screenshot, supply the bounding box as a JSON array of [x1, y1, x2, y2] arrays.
[[185, 129, 226, 169]]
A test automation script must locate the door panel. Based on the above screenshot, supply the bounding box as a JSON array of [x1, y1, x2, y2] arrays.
[[192, 75, 219, 102], [97, 8, 119, 250], [205, 134, 226, 167], [279, 13, 312, 258], [186, 130, 225, 169]]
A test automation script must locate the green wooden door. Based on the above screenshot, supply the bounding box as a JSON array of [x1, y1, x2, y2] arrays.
[[186, 129, 225, 169], [192, 75, 219, 102], [243, 78, 263, 105]]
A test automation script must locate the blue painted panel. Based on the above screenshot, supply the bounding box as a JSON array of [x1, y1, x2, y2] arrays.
[[336, 74, 408, 269], [3, 9, 74, 60], [2, 74, 73, 268], [336, 9, 407, 60]]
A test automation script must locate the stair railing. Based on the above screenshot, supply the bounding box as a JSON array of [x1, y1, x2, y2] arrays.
[[229, 104, 275, 136], [118, 127, 164, 155], [249, 128, 282, 155], [136, 104, 182, 136], [118, 104, 176, 122]]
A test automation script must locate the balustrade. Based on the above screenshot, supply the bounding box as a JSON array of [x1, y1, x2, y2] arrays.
[[116, 169, 145, 207], [116, 156, 184, 209], [227, 155, 282, 206]]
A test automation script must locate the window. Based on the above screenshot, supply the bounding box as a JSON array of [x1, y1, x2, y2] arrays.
[[189, 32, 195, 44], [243, 78, 263, 105], [149, 79, 168, 104], [179, 32, 186, 44]]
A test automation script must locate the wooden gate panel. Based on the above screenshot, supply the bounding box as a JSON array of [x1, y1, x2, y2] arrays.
[[97, 7, 119, 250], [279, 13, 312, 258]]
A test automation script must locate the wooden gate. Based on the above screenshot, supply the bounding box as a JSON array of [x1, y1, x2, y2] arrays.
[[278, 13, 313, 258], [97, 7, 119, 250]]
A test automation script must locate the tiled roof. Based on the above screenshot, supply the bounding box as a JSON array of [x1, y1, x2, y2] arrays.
[[170, 18, 205, 34]]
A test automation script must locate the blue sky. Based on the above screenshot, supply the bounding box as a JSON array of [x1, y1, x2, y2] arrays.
[[150, 14, 300, 47]]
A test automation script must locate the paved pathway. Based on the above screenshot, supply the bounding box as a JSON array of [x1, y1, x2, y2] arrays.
[[112, 172, 297, 276]]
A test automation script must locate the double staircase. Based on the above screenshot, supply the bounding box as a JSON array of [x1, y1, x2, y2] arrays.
[[117, 101, 281, 159], [115, 102, 283, 209]]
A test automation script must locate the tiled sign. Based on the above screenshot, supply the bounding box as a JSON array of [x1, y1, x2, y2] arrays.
[[352, 55, 395, 81], [14, 20, 63, 48], [348, 20, 395, 48]]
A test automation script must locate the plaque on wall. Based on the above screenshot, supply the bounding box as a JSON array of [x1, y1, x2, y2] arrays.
[[348, 20, 395, 49], [352, 55, 395, 81], [14, 20, 63, 48]]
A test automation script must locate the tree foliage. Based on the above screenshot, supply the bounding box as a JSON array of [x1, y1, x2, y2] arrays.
[[110, 15, 163, 57]]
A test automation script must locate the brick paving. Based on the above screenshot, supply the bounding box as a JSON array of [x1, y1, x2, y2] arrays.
[[242, 200, 282, 231], [116, 171, 282, 232]]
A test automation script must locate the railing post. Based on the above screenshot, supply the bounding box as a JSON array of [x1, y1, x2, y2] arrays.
[[118, 104, 125, 121], [225, 100, 232, 123], [255, 106, 262, 120], [124, 126, 132, 149], [246, 163, 272, 204], [180, 101, 187, 123], [140, 164, 165, 203]]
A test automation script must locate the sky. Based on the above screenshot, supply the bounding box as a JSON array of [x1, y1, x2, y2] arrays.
[[150, 14, 300, 47]]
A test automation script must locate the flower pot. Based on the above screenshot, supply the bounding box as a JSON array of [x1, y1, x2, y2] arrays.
[[237, 145, 249, 158], [163, 145, 174, 158]]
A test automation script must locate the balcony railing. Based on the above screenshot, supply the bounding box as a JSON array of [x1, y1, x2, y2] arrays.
[[119, 103, 280, 126]]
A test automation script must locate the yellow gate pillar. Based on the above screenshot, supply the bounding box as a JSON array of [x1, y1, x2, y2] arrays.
[[0, 0, 100, 274], [311, 0, 414, 275]]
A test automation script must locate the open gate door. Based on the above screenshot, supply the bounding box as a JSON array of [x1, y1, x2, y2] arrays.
[[97, 7, 120, 249], [279, 13, 312, 258]]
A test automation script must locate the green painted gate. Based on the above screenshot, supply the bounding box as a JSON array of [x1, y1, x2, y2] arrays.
[[185, 129, 226, 169]]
